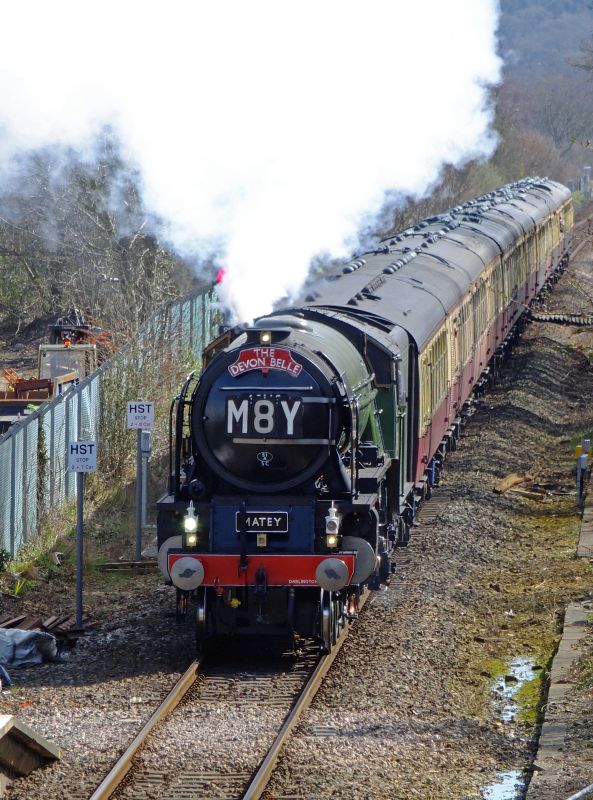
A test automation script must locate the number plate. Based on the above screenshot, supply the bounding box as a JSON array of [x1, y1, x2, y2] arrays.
[[235, 511, 289, 534], [226, 395, 303, 438]]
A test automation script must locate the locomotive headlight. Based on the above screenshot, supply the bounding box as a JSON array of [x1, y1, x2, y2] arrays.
[[185, 530, 198, 547], [183, 501, 199, 547], [325, 503, 340, 548], [259, 331, 272, 344]]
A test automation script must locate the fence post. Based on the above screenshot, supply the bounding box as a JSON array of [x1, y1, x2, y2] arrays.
[[9, 435, 16, 557], [49, 406, 55, 508], [65, 396, 72, 500], [77, 390, 82, 440], [21, 424, 28, 543]]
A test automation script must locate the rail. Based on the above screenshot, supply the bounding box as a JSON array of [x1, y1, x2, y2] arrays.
[[243, 589, 369, 799], [533, 219, 593, 800], [88, 590, 368, 800], [89, 659, 202, 799], [566, 785, 593, 800], [570, 215, 593, 257], [530, 312, 593, 325]]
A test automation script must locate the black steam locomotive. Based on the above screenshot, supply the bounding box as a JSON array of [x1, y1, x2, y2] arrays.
[[157, 177, 573, 652]]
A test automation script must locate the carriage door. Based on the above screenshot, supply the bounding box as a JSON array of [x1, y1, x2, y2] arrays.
[[397, 345, 414, 492], [450, 315, 460, 415]]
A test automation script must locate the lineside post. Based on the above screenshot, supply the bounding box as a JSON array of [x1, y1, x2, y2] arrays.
[[67, 441, 97, 629], [577, 452, 589, 508], [141, 431, 152, 528], [76, 471, 84, 628], [135, 430, 142, 560], [126, 402, 155, 561]]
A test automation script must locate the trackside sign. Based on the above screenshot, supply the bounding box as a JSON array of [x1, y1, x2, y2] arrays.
[[127, 401, 154, 430], [68, 441, 97, 472], [228, 347, 302, 377]]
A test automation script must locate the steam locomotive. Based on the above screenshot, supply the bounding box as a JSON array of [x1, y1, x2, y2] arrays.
[[157, 178, 573, 652]]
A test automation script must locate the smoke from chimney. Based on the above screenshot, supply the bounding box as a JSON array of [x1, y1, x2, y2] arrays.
[[0, 1, 501, 322]]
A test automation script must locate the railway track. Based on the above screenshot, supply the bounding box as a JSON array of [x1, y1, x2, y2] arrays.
[[569, 215, 593, 261], [530, 311, 593, 325], [526, 215, 593, 326], [88, 489, 453, 800], [90, 595, 367, 800]]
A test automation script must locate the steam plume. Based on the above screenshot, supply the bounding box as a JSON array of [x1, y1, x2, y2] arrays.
[[0, 1, 501, 322]]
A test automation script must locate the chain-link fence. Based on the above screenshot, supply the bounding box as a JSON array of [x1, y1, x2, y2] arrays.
[[0, 288, 218, 557]]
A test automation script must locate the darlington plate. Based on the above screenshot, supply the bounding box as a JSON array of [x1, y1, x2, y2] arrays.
[[167, 553, 357, 587], [235, 511, 289, 533]]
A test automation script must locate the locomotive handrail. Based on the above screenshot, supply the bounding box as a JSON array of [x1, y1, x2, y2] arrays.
[[350, 396, 359, 499], [168, 395, 178, 495], [173, 370, 196, 497]]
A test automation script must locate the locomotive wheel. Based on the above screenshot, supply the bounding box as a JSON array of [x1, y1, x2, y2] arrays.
[[331, 595, 344, 645], [320, 590, 333, 653], [195, 587, 212, 655], [379, 551, 391, 584], [402, 522, 411, 546], [396, 517, 405, 547], [396, 517, 410, 547]]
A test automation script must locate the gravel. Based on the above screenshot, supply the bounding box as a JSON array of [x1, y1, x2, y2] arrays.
[[2, 245, 593, 799]]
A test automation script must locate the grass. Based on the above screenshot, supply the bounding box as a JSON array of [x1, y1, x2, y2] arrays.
[[515, 674, 545, 724], [477, 656, 546, 725], [0, 480, 144, 601], [576, 652, 593, 689], [460, 492, 591, 723]]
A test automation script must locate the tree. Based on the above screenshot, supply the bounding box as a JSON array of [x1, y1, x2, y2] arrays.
[[0, 131, 200, 341]]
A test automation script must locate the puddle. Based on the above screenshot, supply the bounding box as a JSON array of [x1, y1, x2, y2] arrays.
[[482, 770, 523, 800], [491, 657, 536, 723], [481, 656, 539, 799]]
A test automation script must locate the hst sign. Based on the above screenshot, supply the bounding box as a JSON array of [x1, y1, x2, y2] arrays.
[[68, 441, 97, 472], [228, 347, 302, 377], [127, 401, 154, 430]]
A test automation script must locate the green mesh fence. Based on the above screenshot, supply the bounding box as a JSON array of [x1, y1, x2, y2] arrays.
[[0, 287, 218, 556]]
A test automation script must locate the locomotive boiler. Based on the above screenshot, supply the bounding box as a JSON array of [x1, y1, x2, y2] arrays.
[[157, 177, 573, 652]]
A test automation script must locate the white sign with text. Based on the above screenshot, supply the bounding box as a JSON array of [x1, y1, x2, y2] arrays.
[[68, 441, 97, 472], [127, 401, 154, 430]]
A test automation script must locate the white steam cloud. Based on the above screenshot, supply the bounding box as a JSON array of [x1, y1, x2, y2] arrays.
[[0, 1, 501, 322]]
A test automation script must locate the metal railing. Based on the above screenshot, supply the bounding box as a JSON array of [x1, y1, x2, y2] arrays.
[[566, 785, 593, 800], [0, 288, 219, 557]]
